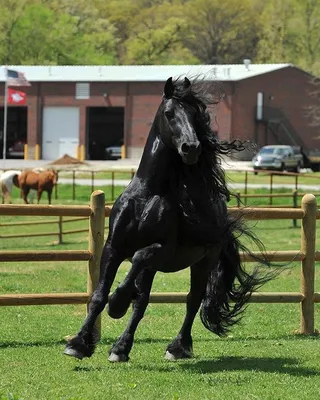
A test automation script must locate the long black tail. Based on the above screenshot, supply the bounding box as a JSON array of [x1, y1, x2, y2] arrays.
[[200, 215, 279, 337]]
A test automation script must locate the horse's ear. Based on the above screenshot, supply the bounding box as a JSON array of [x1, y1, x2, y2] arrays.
[[164, 77, 174, 98], [184, 77, 191, 88]]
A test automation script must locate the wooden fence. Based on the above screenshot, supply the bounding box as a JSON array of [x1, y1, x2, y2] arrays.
[[0, 215, 109, 244], [0, 193, 319, 336], [0, 216, 90, 244]]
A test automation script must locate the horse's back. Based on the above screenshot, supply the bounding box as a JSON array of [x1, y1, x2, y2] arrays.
[[18, 169, 57, 190], [19, 170, 39, 188]]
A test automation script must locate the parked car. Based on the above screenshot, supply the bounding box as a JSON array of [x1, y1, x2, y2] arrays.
[[252, 145, 303, 173], [7, 140, 25, 159], [105, 144, 122, 160]]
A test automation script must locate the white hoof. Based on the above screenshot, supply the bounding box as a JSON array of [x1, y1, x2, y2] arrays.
[[164, 351, 177, 361], [108, 352, 128, 362]]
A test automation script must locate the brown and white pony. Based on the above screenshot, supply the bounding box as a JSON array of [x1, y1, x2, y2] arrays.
[[18, 168, 58, 204]]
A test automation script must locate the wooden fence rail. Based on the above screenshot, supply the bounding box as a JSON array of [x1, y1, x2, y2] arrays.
[[0, 193, 318, 336], [0, 216, 106, 244]]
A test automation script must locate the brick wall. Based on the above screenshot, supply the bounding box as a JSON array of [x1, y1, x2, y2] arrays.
[[0, 67, 318, 160], [232, 67, 320, 151]]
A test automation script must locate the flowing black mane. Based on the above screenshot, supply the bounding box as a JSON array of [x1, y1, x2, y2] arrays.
[[168, 76, 249, 203]]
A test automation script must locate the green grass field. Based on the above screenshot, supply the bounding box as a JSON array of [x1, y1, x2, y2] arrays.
[[0, 183, 320, 400]]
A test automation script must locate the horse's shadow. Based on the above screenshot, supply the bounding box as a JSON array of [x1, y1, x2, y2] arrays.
[[142, 356, 318, 377]]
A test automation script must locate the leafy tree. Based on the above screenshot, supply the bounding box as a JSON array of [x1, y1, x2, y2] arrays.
[[123, 2, 196, 64], [293, 0, 320, 74], [43, 0, 118, 64], [0, 0, 30, 64], [7, 3, 81, 64], [182, 0, 263, 64], [255, 0, 295, 63]]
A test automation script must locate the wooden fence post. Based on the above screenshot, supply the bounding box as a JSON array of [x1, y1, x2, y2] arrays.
[[91, 171, 94, 194], [72, 171, 76, 200], [244, 171, 248, 205], [237, 192, 241, 208], [292, 190, 298, 228], [88, 190, 106, 339], [300, 194, 317, 334], [270, 174, 273, 205], [58, 216, 63, 244], [111, 171, 115, 201]]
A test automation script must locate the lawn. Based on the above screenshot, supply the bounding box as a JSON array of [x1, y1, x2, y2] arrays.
[[0, 185, 320, 399]]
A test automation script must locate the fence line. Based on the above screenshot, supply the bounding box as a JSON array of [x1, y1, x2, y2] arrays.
[[0, 193, 318, 336], [0, 216, 102, 244]]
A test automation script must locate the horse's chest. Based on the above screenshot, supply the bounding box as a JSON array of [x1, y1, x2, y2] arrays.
[[177, 199, 228, 244]]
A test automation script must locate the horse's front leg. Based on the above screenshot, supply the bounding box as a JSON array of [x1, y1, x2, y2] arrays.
[[165, 250, 220, 360], [47, 189, 52, 204], [22, 188, 30, 204], [64, 244, 124, 360], [107, 243, 164, 320], [108, 269, 156, 362], [37, 189, 43, 204]]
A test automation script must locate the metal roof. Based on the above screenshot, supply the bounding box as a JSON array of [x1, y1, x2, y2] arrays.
[[0, 64, 292, 83]]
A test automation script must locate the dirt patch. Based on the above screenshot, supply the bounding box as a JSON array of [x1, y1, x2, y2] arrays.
[[49, 154, 88, 166]]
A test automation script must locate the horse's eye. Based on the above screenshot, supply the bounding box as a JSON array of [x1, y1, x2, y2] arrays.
[[165, 110, 174, 120]]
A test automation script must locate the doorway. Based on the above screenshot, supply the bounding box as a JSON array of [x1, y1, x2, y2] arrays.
[[86, 107, 124, 160], [0, 106, 27, 158]]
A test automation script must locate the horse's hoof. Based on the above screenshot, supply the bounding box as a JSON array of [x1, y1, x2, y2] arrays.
[[108, 352, 129, 363], [165, 351, 177, 361], [164, 350, 193, 361], [63, 336, 95, 360], [64, 346, 85, 360]]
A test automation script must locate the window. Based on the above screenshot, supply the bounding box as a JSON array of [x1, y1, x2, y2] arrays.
[[75, 83, 90, 99]]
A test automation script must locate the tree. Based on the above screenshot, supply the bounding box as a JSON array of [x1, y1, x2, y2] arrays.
[[255, 0, 295, 63], [7, 3, 81, 64], [0, 0, 30, 64], [44, 0, 118, 64], [123, 2, 196, 64], [293, 0, 320, 74], [183, 0, 263, 64]]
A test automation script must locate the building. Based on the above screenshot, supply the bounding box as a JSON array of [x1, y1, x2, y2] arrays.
[[0, 63, 319, 161]]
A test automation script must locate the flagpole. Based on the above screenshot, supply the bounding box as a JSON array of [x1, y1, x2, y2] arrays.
[[3, 66, 8, 163]]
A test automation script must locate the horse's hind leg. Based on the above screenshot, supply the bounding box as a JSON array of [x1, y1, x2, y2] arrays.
[[22, 188, 30, 204], [165, 252, 218, 360], [64, 244, 123, 360], [108, 269, 156, 362]]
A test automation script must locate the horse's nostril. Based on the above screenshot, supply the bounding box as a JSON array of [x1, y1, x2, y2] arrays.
[[181, 143, 190, 153], [182, 143, 201, 155]]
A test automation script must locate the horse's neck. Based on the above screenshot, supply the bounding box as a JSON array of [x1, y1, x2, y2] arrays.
[[135, 127, 176, 192]]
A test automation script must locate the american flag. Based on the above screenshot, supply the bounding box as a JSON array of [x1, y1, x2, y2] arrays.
[[6, 68, 31, 87]]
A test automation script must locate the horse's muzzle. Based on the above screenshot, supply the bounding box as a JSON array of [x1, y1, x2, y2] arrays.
[[180, 142, 201, 165]]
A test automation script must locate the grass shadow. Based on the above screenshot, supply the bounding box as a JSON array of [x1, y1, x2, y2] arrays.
[[0, 339, 67, 349], [135, 356, 318, 377], [176, 356, 318, 377]]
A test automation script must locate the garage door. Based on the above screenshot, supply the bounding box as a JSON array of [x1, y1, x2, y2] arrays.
[[42, 107, 80, 160]]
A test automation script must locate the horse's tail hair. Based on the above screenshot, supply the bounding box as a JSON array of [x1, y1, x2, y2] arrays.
[[200, 215, 279, 337]]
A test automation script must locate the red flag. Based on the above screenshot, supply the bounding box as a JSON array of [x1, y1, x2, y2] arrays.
[[7, 88, 26, 105]]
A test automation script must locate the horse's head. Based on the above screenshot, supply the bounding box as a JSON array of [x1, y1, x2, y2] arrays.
[[160, 77, 201, 165], [46, 169, 58, 185], [51, 170, 58, 185]]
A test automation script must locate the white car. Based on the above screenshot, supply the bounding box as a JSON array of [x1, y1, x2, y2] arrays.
[[105, 145, 122, 160], [252, 145, 303, 173]]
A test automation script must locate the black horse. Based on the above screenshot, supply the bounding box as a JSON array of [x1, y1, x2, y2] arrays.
[[64, 76, 275, 362]]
